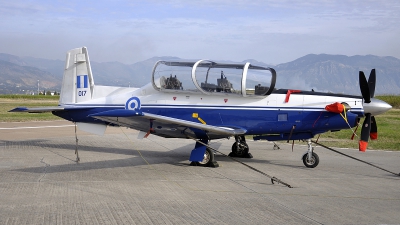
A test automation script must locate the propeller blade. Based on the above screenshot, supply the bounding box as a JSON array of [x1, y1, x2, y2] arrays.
[[368, 69, 376, 98], [359, 71, 371, 103], [370, 116, 378, 140], [359, 113, 371, 152]]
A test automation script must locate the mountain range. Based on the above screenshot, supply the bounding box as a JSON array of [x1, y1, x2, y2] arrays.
[[0, 52, 399, 95]]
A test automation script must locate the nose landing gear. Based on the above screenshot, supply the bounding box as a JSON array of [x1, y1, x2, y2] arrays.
[[302, 139, 319, 168]]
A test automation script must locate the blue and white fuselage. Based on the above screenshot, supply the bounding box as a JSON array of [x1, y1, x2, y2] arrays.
[[56, 86, 364, 141], [11, 47, 391, 168]]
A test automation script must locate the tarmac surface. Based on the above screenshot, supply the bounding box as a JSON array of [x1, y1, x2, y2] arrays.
[[0, 121, 399, 224]]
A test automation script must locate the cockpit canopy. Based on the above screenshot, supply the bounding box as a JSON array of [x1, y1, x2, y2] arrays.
[[151, 60, 276, 97]]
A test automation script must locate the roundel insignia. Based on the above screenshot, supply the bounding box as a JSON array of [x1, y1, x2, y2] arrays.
[[125, 97, 141, 110]]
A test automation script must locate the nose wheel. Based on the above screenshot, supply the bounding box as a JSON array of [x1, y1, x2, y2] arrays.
[[302, 139, 319, 168], [302, 152, 319, 168]]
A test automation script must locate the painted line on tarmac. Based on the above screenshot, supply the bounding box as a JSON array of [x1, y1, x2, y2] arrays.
[[0, 125, 75, 130]]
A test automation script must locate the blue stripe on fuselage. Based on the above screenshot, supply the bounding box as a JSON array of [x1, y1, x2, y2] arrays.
[[56, 104, 358, 135]]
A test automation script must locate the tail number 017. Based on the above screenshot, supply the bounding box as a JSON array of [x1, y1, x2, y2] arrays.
[[78, 91, 87, 96]]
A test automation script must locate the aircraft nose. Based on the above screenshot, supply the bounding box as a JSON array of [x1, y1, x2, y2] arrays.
[[363, 98, 392, 116]]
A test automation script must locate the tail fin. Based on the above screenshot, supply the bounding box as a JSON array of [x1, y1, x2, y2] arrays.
[[59, 47, 94, 104]]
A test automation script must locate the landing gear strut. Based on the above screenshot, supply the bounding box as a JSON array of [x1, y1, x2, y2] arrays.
[[302, 139, 319, 168], [229, 136, 253, 158]]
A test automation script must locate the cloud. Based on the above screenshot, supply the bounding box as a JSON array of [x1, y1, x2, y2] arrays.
[[0, 0, 399, 64], [0, 2, 47, 15]]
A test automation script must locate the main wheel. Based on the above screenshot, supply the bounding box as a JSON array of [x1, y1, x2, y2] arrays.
[[302, 152, 319, 168], [231, 142, 249, 157], [198, 147, 215, 167]]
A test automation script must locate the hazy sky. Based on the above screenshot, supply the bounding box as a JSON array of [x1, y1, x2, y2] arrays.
[[1, 0, 399, 64]]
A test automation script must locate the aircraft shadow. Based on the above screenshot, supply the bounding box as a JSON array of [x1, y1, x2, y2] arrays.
[[1, 138, 303, 174], [0, 139, 226, 174]]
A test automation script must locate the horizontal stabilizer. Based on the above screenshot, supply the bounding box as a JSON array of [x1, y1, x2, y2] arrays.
[[8, 106, 65, 113], [9, 105, 100, 113]]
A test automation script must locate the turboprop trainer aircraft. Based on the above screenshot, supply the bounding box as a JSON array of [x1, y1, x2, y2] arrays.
[[10, 47, 392, 168]]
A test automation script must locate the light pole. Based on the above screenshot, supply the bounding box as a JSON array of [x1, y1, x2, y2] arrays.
[[37, 80, 39, 95]]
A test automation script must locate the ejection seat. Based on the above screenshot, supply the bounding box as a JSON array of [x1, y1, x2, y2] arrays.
[[165, 75, 183, 90], [216, 71, 233, 93]]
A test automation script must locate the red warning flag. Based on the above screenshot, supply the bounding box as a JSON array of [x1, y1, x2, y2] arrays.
[[325, 102, 344, 114]]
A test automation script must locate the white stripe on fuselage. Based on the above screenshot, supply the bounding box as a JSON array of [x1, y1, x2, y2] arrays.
[[69, 87, 364, 113], [140, 93, 363, 110]]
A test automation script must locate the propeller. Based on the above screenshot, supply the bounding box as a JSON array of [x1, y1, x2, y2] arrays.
[[359, 71, 371, 103], [358, 69, 377, 152]]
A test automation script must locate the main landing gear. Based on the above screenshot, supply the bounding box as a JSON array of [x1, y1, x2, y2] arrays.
[[229, 135, 253, 158], [197, 147, 219, 167], [189, 135, 252, 168], [302, 139, 319, 168], [189, 139, 219, 168]]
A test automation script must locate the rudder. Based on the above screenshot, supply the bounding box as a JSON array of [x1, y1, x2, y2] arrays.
[[59, 47, 94, 104]]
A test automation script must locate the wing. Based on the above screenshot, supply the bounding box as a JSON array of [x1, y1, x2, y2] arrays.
[[89, 109, 246, 139]]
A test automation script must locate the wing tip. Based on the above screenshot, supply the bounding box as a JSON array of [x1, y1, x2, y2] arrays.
[[8, 107, 28, 112]]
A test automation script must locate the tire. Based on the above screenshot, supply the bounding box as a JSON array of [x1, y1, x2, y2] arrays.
[[302, 152, 319, 168], [198, 147, 214, 167], [231, 142, 249, 157]]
